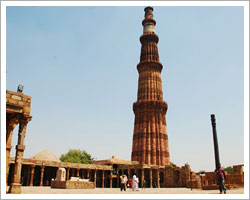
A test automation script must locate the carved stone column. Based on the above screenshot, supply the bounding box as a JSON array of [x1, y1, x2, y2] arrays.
[[6, 118, 19, 186], [149, 169, 153, 188], [141, 169, 144, 188], [128, 169, 130, 179], [29, 165, 35, 186], [87, 169, 90, 179], [117, 169, 120, 187], [135, 168, 139, 187], [110, 171, 113, 188], [40, 165, 45, 186], [76, 168, 80, 177], [26, 166, 31, 186], [102, 170, 105, 188], [93, 170, 97, 187], [66, 168, 70, 180], [9, 116, 31, 194], [157, 169, 160, 188]]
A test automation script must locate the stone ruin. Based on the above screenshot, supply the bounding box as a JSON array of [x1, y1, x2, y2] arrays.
[[55, 168, 66, 181], [51, 168, 95, 189]]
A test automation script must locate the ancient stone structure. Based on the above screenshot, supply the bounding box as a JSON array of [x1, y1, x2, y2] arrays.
[[201, 165, 244, 190], [51, 168, 95, 189], [8, 152, 113, 188], [51, 179, 95, 189], [55, 168, 66, 181], [131, 7, 170, 166], [6, 89, 32, 193]]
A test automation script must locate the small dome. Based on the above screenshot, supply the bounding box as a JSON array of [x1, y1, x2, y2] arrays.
[[31, 150, 60, 162]]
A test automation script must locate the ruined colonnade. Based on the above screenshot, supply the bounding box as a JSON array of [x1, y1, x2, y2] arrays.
[[6, 90, 32, 193]]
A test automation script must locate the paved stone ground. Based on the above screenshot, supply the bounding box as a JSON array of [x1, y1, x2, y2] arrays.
[[13, 186, 244, 194]]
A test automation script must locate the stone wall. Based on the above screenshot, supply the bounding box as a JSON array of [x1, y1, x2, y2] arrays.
[[201, 165, 244, 190], [51, 180, 95, 189], [165, 165, 174, 187]]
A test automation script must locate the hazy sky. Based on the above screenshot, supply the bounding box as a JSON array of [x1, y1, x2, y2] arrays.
[[6, 5, 244, 172]]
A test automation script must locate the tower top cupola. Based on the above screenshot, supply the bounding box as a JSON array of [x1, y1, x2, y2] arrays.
[[144, 6, 154, 18], [142, 6, 156, 34]]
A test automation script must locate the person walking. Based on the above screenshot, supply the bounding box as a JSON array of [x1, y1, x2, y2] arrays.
[[120, 175, 127, 191], [132, 174, 139, 191], [214, 163, 227, 194], [123, 175, 128, 191]]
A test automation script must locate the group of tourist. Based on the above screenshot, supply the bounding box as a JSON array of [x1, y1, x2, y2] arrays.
[[120, 174, 141, 191], [119, 165, 226, 194]]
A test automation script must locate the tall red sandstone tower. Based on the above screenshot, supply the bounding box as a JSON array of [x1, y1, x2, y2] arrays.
[[131, 7, 170, 166]]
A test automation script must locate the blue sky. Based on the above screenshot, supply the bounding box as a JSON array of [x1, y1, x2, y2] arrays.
[[6, 6, 244, 172]]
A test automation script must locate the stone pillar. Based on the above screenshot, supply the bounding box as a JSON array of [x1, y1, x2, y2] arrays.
[[135, 168, 138, 177], [102, 170, 105, 188], [9, 116, 31, 194], [149, 169, 153, 188], [76, 168, 80, 177], [29, 165, 35, 186], [157, 169, 160, 188], [6, 118, 19, 186], [94, 170, 97, 187], [128, 169, 130, 179], [87, 169, 90, 179], [117, 169, 120, 187], [141, 169, 145, 188], [135, 168, 139, 187], [40, 165, 45, 186], [110, 171, 113, 188], [26, 166, 31, 186], [66, 168, 70, 180]]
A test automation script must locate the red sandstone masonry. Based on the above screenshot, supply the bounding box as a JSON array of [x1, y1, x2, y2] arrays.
[[131, 7, 170, 166]]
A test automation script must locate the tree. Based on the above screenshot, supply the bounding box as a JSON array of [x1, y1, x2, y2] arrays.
[[60, 149, 94, 164], [224, 166, 234, 174], [170, 161, 175, 166]]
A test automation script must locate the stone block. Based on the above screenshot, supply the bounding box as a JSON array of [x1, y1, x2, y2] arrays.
[[69, 177, 79, 181], [16, 144, 25, 151], [11, 95, 22, 101], [22, 97, 28, 102], [7, 98, 18, 105], [17, 101, 24, 106], [51, 180, 95, 189], [17, 101, 30, 107], [56, 168, 66, 181], [23, 106, 31, 114], [8, 183, 21, 194]]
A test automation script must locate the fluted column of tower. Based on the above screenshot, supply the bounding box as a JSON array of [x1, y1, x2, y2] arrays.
[[131, 7, 170, 166]]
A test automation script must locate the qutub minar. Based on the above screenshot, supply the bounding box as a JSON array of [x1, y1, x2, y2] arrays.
[[131, 7, 170, 166]]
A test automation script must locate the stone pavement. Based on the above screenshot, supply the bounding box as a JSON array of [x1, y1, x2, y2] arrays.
[[13, 186, 244, 194]]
